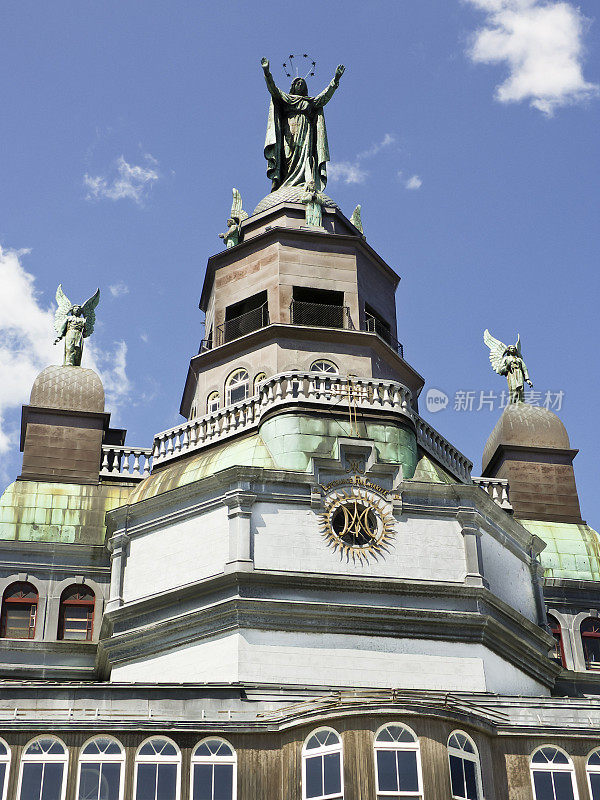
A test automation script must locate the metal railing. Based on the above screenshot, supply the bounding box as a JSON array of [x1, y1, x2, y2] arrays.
[[216, 303, 269, 345], [364, 313, 404, 358], [198, 338, 213, 353], [290, 300, 351, 329]]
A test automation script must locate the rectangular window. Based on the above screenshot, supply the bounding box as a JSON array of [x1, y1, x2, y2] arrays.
[[20, 762, 64, 800], [305, 753, 341, 800], [590, 772, 600, 799], [450, 755, 478, 800], [192, 763, 233, 800], [61, 605, 93, 640], [78, 763, 121, 800], [4, 604, 36, 639]]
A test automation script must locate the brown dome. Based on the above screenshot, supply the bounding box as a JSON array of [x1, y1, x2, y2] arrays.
[[482, 403, 570, 473], [30, 365, 105, 413]]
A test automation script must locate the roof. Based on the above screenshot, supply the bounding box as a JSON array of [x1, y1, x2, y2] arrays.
[[521, 519, 600, 582], [0, 480, 131, 545]]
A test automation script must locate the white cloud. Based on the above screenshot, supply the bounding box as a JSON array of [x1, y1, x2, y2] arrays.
[[465, 0, 599, 115], [357, 133, 397, 160], [405, 175, 423, 190], [109, 281, 129, 298], [327, 162, 368, 185], [84, 154, 159, 204], [0, 246, 132, 456]]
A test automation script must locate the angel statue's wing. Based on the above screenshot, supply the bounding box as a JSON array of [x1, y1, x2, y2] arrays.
[[81, 288, 100, 338], [483, 329, 508, 375], [54, 284, 72, 338], [231, 188, 249, 222], [350, 204, 363, 234], [515, 333, 522, 357]]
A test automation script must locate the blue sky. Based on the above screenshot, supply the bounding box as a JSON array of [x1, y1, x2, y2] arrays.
[[1, 1, 599, 521]]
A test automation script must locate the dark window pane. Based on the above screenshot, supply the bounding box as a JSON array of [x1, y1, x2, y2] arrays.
[[0, 764, 5, 798], [193, 764, 213, 800], [396, 751, 419, 792], [377, 750, 398, 792], [590, 772, 600, 800], [553, 771, 574, 800], [20, 763, 43, 800], [450, 755, 465, 797], [305, 755, 323, 799], [533, 771, 555, 800], [464, 759, 478, 800], [4, 604, 35, 639], [136, 763, 157, 800], [323, 753, 341, 797], [213, 764, 233, 800], [41, 763, 64, 800], [100, 763, 122, 800], [79, 763, 100, 800], [156, 763, 177, 800]]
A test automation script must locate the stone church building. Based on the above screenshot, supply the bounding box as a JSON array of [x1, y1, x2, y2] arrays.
[[1, 70, 599, 800]]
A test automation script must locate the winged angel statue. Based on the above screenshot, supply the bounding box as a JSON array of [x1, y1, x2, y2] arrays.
[[54, 285, 100, 366], [483, 329, 533, 403], [219, 188, 248, 248]]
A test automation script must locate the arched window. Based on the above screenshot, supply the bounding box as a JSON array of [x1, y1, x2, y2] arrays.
[[548, 615, 566, 667], [310, 359, 338, 374], [447, 731, 483, 800], [191, 739, 236, 800], [530, 746, 577, 800], [253, 372, 267, 395], [1, 582, 38, 639], [77, 736, 124, 800], [18, 737, 68, 800], [0, 739, 10, 800], [134, 738, 180, 800], [302, 728, 343, 800], [581, 618, 600, 669], [587, 749, 600, 800], [374, 723, 423, 798], [207, 392, 220, 414], [225, 369, 249, 405], [58, 585, 95, 641]]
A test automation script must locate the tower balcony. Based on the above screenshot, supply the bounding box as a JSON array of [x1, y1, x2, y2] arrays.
[[289, 299, 351, 330]]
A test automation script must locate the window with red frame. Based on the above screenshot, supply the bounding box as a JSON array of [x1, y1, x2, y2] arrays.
[[58, 585, 95, 641], [547, 615, 565, 667], [0, 582, 38, 639], [582, 618, 600, 669]]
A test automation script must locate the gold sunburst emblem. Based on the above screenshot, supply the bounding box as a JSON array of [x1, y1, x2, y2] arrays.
[[320, 486, 395, 562]]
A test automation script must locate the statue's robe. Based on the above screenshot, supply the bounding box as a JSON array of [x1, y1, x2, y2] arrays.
[[500, 354, 530, 401], [264, 79, 338, 191]]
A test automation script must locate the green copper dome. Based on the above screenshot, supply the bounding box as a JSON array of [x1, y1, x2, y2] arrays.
[[521, 519, 600, 582]]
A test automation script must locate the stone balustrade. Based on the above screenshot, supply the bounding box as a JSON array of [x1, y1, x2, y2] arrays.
[[149, 372, 472, 483], [100, 446, 153, 480], [413, 417, 472, 483], [473, 476, 512, 511]]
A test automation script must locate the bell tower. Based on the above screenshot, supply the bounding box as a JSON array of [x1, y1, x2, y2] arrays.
[[100, 59, 556, 698]]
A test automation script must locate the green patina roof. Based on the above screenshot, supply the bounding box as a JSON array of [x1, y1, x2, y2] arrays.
[[0, 480, 132, 545], [129, 414, 419, 505], [521, 519, 600, 582], [129, 433, 275, 503], [412, 452, 457, 484]]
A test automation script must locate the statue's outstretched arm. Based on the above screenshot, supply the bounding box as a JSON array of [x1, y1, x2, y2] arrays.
[[261, 58, 284, 101], [314, 64, 345, 108]]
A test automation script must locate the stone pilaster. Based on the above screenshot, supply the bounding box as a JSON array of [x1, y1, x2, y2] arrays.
[[106, 532, 129, 613], [224, 490, 256, 573], [457, 509, 489, 589]]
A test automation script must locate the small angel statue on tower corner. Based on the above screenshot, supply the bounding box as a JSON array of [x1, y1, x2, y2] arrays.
[[483, 329, 533, 403], [53, 285, 100, 366], [219, 188, 248, 248]]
